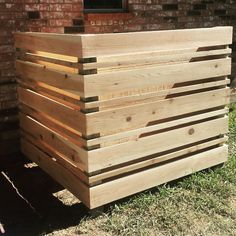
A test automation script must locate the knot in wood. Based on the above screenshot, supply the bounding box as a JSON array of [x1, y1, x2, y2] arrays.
[[188, 128, 195, 135]]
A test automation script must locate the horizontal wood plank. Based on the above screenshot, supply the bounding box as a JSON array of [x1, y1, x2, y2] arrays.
[[89, 136, 227, 183], [18, 51, 79, 68], [19, 104, 86, 146], [18, 87, 86, 134], [18, 78, 82, 110], [19, 113, 88, 171], [86, 108, 228, 148], [86, 88, 230, 136], [15, 32, 83, 57], [87, 117, 228, 172], [89, 145, 228, 208], [84, 78, 230, 110], [84, 58, 231, 98], [22, 132, 89, 185], [83, 48, 231, 71], [16, 60, 84, 96], [81, 27, 233, 57]]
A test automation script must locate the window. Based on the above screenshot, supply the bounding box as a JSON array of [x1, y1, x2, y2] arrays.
[[84, 0, 127, 13], [27, 11, 40, 20]]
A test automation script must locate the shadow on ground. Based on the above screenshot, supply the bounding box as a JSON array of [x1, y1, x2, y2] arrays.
[[1, 153, 226, 236], [0, 153, 88, 236]]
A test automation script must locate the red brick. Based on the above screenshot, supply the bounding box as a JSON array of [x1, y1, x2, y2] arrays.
[[49, 19, 71, 27], [25, 4, 39, 10]]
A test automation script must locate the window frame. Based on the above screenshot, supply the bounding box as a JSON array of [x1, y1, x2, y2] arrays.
[[83, 0, 128, 13]]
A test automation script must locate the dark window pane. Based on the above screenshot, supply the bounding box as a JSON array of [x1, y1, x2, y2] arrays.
[[84, 0, 123, 9]]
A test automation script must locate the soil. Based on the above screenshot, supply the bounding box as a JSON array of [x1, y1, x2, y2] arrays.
[[0, 153, 88, 236]]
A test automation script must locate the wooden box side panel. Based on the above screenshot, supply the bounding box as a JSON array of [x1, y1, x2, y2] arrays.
[[15, 32, 83, 57], [89, 145, 228, 209], [87, 116, 229, 173], [81, 27, 233, 57]]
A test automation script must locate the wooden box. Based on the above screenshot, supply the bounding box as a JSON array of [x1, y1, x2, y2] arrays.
[[15, 27, 232, 209]]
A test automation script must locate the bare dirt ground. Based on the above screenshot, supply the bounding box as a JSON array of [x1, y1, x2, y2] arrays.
[[0, 154, 88, 236]]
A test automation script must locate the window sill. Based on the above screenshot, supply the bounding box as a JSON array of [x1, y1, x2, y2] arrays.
[[84, 9, 128, 13], [84, 12, 133, 21]]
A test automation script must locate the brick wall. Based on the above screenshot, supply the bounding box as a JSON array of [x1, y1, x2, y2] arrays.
[[0, 0, 236, 155], [25, 0, 83, 33], [0, 0, 26, 155], [82, 1, 233, 33]]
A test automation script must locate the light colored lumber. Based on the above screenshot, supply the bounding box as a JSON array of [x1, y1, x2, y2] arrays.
[[84, 79, 230, 110], [16, 60, 84, 96], [86, 108, 228, 148], [86, 88, 230, 136], [15, 27, 233, 58], [32, 60, 78, 73], [20, 104, 86, 146], [83, 48, 231, 71], [22, 132, 89, 184], [89, 136, 227, 183], [18, 51, 79, 68], [81, 27, 233, 57], [87, 117, 228, 172], [84, 58, 231, 98], [97, 48, 228, 63], [21, 138, 90, 207], [18, 87, 86, 134], [89, 145, 228, 208], [18, 78, 82, 110], [15, 32, 83, 57], [19, 113, 88, 171]]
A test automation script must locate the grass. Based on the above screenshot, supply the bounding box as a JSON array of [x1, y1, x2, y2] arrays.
[[49, 105, 236, 236]]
